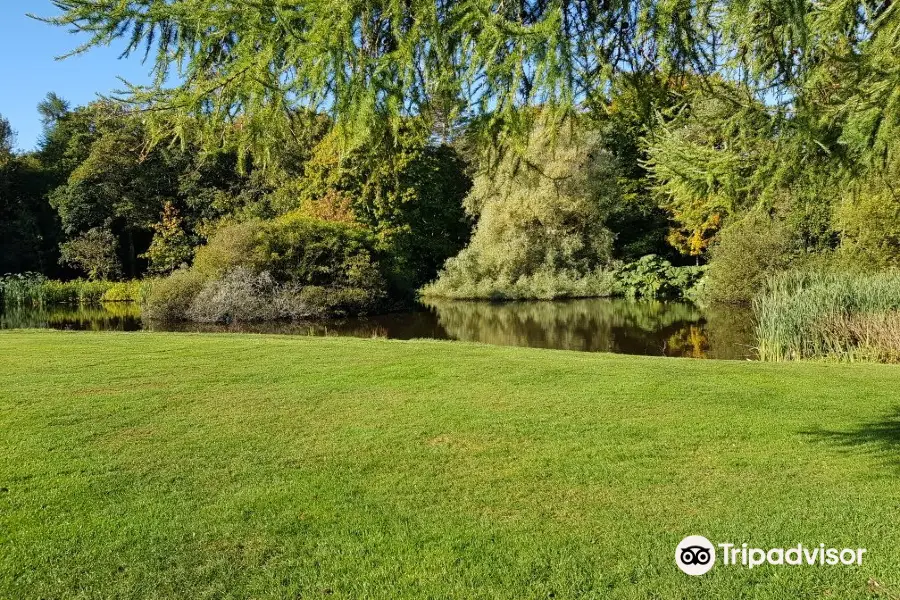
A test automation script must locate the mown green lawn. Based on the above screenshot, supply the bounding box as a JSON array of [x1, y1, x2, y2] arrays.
[[1, 331, 899, 599]]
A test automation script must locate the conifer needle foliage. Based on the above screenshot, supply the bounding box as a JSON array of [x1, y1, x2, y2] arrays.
[[38, 0, 898, 164]]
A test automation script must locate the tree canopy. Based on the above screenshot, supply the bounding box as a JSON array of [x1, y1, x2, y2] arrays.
[[40, 0, 899, 165]]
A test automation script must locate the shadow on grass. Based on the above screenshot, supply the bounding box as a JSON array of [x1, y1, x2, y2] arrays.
[[803, 407, 900, 471]]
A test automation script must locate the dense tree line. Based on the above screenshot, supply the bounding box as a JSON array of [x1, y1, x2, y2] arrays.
[[0, 96, 479, 314], [1, 89, 682, 294], [2, 69, 898, 312], [2, 0, 900, 319]]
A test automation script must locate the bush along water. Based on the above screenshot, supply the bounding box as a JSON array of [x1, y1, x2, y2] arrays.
[[143, 213, 388, 323], [186, 268, 375, 323], [754, 270, 900, 362], [421, 268, 618, 301], [701, 215, 795, 305], [613, 255, 706, 300], [422, 254, 707, 303]]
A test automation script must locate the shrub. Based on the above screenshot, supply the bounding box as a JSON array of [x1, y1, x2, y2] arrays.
[[193, 214, 386, 295], [703, 214, 794, 304], [187, 268, 282, 323], [754, 270, 900, 362], [185, 268, 382, 323], [669, 265, 708, 303], [101, 280, 148, 303], [142, 268, 207, 321], [423, 268, 617, 301], [613, 255, 705, 299], [192, 220, 262, 279], [152, 214, 388, 322], [253, 212, 384, 289]]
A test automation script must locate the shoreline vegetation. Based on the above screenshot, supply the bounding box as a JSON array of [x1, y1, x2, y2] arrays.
[[0, 274, 147, 306], [8, 260, 900, 363], [5, 99, 900, 368], [755, 270, 900, 363], [1, 331, 898, 598], [7, 267, 900, 364]]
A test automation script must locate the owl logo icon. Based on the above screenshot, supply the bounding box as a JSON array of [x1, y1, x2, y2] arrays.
[[675, 535, 716, 575]]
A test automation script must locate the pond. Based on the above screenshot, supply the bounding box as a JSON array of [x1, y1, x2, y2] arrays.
[[0, 299, 756, 359]]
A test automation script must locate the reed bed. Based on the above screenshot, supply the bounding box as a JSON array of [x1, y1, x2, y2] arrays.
[[754, 270, 900, 362], [0, 274, 148, 306]]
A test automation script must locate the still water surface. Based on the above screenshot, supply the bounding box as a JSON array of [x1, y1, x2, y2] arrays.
[[0, 299, 755, 359]]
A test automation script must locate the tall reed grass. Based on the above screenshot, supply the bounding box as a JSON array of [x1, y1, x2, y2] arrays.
[[0, 274, 149, 306], [754, 270, 900, 362], [0, 273, 48, 306]]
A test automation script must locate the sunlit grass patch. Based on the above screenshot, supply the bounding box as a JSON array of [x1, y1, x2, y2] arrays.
[[1, 331, 899, 598]]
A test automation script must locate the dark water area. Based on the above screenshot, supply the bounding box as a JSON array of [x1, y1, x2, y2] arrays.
[[0, 298, 756, 359]]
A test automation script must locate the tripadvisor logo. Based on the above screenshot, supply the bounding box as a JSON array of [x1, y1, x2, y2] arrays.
[[675, 535, 867, 576], [676, 535, 716, 575]]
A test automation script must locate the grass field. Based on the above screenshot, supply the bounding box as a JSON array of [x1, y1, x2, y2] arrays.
[[1, 331, 899, 598]]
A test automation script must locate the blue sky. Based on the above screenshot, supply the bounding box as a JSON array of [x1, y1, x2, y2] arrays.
[[0, 2, 151, 151]]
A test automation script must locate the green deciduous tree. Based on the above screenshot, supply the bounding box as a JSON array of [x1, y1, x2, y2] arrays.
[[296, 125, 472, 291], [424, 120, 619, 299], [59, 226, 122, 280], [142, 202, 194, 274], [47, 102, 170, 276], [0, 114, 62, 275], [39, 97, 283, 278]]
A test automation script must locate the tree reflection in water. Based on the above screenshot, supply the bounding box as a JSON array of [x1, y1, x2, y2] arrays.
[[0, 303, 142, 331], [422, 298, 755, 359], [1, 298, 755, 359]]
